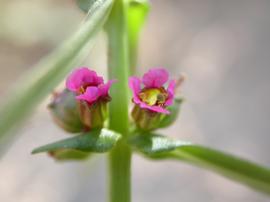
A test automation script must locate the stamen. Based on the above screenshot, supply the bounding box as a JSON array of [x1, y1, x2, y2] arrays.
[[139, 88, 168, 106], [79, 86, 86, 94]]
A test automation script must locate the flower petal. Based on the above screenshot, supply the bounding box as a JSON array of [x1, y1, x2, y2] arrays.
[[165, 80, 176, 106], [99, 80, 117, 97], [129, 76, 142, 101], [66, 67, 104, 92], [142, 68, 169, 88], [76, 86, 100, 104], [139, 102, 170, 114]]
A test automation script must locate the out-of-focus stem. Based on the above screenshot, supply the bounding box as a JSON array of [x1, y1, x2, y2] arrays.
[[129, 37, 138, 75]]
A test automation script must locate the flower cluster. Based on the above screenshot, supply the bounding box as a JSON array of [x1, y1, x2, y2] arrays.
[[50, 67, 179, 132]]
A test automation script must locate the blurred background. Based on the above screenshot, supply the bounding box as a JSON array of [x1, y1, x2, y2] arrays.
[[0, 0, 270, 201]]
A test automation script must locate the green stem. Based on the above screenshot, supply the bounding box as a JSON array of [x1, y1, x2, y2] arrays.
[[109, 143, 131, 202], [106, 0, 131, 202]]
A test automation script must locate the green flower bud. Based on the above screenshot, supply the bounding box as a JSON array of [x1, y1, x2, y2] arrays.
[[48, 89, 83, 133], [77, 100, 108, 130], [131, 104, 162, 131], [131, 98, 183, 131]]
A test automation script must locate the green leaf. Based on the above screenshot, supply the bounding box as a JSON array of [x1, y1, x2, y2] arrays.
[[32, 128, 121, 154], [129, 133, 191, 154], [130, 133, 270, 195], [127, 0, 150, 73], [48, 149, 90, 161], [158, 98, 183, 128], [0, 0, 113, 156]]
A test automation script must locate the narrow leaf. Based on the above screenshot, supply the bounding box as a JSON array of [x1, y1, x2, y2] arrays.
[[130, 133, 270, 195], [128, 0, 149, 43], [127, 0, 150, 73], [0, 0, 113, 155], [48, 149, 90, 161], [32, 128, 121, 154], [129, 133, 191, 154]]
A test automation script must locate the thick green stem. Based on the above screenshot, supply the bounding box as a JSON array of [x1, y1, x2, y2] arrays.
[[106, 0, 131, 202]]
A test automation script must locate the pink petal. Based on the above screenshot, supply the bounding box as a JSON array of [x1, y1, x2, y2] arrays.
[[142, 68, 169, 88], [133, 96, 143, 105], [76, 86, 100, 104], [129, 76, 142, 101], [165, 80, 176, 106], [139, 102, 170, 114], [66, 67, 104, 92], [99, 80, 117, 97]]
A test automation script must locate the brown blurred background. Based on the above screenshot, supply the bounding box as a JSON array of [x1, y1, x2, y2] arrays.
[[0, 0, 270, 201]]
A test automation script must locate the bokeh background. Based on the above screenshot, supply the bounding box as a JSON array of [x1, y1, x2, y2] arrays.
[[0, 0, 270, 201]]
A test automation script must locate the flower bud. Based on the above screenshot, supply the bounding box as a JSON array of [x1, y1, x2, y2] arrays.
[[131, 104, 162, 130], [78, 100, 108, 129], [65, 67, 116, 130], [129, 68, 182, 131], [48, 89, 83, 133]]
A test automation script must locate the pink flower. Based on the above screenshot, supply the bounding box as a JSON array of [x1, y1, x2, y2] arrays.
[[129, 68, 176, 114], [66, 67, 115, 105]]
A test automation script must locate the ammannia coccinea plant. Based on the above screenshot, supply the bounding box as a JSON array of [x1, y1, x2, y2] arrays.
[[29, 1, 270, 202], [32, 64, 270, 202], [0, 1, 268, 202], [50, 67, 180, 134]]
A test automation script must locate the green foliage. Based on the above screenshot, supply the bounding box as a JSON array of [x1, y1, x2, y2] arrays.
[[48, 149, 90, 161], [130, 133, 270, 195], [171, 145, 270, 195], [129, 133, 191, 154], [0, 0, 113, 155], [32, 128, 121, 154]]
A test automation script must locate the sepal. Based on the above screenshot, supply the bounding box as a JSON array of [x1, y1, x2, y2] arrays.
[[131, 97, 183, 131], [78, 101, 108, 129], [131, 105, 162, 131]]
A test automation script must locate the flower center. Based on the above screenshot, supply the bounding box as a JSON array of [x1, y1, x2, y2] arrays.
[[79, 84, 92, 94], [79, 86, 86, 94], [139, 87, 168, 106]]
